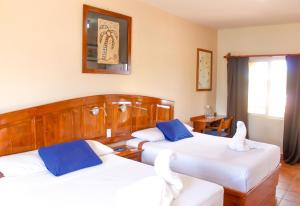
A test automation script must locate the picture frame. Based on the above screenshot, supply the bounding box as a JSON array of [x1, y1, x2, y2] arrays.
[[196, 48, 213, 91], [82, 5, 132, 74]]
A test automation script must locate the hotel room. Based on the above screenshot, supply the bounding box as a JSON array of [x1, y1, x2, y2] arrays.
[[0, 0, 299, 206]]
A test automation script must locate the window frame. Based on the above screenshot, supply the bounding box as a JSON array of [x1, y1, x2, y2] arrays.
[[248, 56, 287, 120]]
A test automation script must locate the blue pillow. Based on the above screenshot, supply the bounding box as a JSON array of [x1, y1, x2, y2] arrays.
[[38, 140, 102, 176], [156, 119, 193, 142]]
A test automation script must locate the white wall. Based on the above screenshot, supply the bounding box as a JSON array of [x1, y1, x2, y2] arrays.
[[0, 0, 217, 122], [216, 23, 300, 149], [248, 115, 284, 147]]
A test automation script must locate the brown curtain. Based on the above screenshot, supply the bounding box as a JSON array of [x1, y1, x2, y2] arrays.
[[283, 55, 300, 164], [227, 57, 249, 137]]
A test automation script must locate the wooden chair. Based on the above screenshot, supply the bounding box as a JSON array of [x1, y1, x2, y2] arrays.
[[193, 121, 207, 133], [205, 117, 233, 137], [190, 115, 205, 122], [190, 115, 206, 133]]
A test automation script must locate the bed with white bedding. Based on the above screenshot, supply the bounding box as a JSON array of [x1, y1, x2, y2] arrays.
[[0, 153, 223, 206], [127, 132, 280, 193]]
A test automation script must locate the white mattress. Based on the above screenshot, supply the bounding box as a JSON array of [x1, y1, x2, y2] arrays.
[[127, 132, 280, 192], [0, 154, 223, 206]]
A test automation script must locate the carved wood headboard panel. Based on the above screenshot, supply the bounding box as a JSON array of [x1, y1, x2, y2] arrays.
[[0, 94, 174, 156]]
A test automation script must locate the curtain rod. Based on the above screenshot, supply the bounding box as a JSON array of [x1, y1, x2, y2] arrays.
[[223, 52, 300, 59]]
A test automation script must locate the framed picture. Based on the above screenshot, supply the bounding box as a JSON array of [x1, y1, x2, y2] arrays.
[[196, 48, 213, 91], [82, 5, 132, 74]]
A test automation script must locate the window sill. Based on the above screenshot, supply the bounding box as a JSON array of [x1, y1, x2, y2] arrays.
[[248, 113, 284, 121]]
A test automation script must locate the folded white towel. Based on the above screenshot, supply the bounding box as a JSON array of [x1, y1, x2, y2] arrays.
[[115, 150, 182, 206], [228, 121, 250, 152], [154, 149, 183, 198]]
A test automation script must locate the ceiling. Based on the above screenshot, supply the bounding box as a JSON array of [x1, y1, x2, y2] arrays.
[[138, 0, 300, 29]]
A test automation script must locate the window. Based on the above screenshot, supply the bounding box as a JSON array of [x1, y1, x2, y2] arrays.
[[248, 57, 287, 118]]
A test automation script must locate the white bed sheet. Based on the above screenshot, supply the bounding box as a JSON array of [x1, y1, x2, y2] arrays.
[[127, 132, 280, 193], [0, 154, 223, 206]]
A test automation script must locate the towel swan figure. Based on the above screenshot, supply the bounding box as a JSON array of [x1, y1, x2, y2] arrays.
[[228, 121, 250, 152], [154, 149, 183, 198], [115, 149, 183, 206]]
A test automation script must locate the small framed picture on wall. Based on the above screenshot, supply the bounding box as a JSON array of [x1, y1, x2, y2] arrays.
[[196, 48, 213, 91]]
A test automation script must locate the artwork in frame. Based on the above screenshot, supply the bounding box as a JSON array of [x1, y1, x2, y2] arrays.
[[82, 5, 132, 74], [97, 18, 120, 64], [196, 48, 213, 91]]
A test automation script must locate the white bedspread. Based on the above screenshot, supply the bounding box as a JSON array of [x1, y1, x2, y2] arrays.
[[127, 132, 280, 192], [0, 154, 223, 206]]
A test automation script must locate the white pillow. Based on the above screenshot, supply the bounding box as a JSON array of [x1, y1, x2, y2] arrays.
[[86, 140, 114, 156], [0, 140, 113, 178], [183, 123, 194, 132], [132, 127, 165, 142], [0, 150, 46, 177]]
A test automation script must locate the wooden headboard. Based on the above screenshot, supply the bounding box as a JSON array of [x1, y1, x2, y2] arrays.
[[0, 94, 174, 156]]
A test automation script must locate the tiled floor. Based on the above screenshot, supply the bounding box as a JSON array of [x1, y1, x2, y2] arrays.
[[276, 161, 300, 205]]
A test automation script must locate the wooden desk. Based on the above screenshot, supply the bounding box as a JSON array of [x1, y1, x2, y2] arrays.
[[190, 115, 225, 132], [195, 116, 225, 123]]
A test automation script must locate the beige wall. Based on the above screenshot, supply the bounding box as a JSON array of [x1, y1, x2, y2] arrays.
[[0, 0, 217, 121], [216, 23, 300, 148]]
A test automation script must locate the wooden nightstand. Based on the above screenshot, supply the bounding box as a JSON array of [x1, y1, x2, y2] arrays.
[[112, 145, 143, 162]]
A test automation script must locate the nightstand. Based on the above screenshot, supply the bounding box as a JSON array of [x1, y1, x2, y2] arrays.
[[112, 145, 143, 162]]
